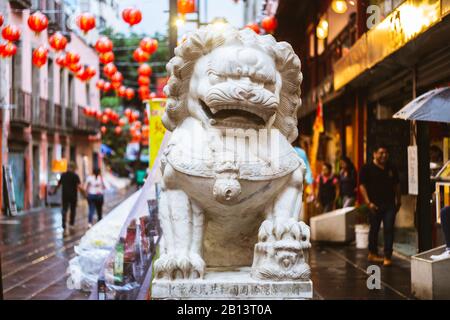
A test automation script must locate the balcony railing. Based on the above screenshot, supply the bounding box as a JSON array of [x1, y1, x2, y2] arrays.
[[65, 107, 73, 130], [39, 98, 48, 126], [10, 90, 32, 125], [54, 103, 62, 129], [77, 105, 99, 133]]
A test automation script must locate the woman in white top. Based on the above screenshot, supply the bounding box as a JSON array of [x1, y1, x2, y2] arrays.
[[85, 168, 106, 227]]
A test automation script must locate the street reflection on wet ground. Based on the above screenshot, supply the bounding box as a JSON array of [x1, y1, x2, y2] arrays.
[[0, 188, 135, 300], [1, 195, 413, 300], [311, 243, 412, 300]]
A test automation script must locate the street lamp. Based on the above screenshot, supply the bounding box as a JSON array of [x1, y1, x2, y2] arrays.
[[331, 0, 348, 14], [175, 14, 186, 27], [210, 17, 228, 30]]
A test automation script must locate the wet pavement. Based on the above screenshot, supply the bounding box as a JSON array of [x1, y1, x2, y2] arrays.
[[1, 191, 414, 300], [310, 243, 413, 300], [0, 187, 136, 300]]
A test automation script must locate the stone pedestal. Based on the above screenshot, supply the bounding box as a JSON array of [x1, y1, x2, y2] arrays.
[[151, 267, 313, 300]]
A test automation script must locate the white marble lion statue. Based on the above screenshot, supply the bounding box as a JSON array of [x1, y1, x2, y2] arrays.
[[154, 26, 311, 281]]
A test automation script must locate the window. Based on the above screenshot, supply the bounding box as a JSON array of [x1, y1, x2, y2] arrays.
[[86, 83, 91, 106]]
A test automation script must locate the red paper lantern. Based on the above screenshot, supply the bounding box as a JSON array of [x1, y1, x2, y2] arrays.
[[111, 81, 121, 90], [138, 63, 152, 77], [95, 36, 113, 54], [76, 13, 96, 34], [84, 66, 97, 80], [138, 76, 150, 87], [104, 108, 113, 116], [0, 42, 17, 58], [111, 72, 123, 83], [103, 82, 112, 92], [134, 121, 142, 130], [96, 79, 105, 90], [103, 63, 117, 78], [142, 125, 149, 137], [261, 16, 278, 33], [132, 111, 140, 122], [245, 23, 260, 34], [101, 126, 107, 134], [48, 32, 68, 52], [99, 51, 114, 64], [133, 48, 149, 63], [140, 37, 158, 55], [69, 63, 82, 73], [125, 88, 135, 100], [114, 126, 122, 135], [28, 11, 48, 34], [65, 51, 80, 65], [101, 114, 109, 124], [0, 14, 3, 28], [32, 46, 48, 68], [118, 118, 127, 127], [76, 68, 88, 81], [122, 8, 142, 27], [138, 86, 150, 100], [178, 0, 196, 15], [2, 25, 21, 42], [55, 55, 66, 68], [118, 86, 127, 97]]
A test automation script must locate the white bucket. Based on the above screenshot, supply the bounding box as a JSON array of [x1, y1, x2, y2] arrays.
[[355, 224, 370, 249]]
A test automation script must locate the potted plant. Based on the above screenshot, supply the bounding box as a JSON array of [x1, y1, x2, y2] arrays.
[[354, 205, 370, 249]]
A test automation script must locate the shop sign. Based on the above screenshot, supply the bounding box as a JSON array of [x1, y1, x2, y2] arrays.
[[334, 34, 369, 91], [334, 0, 442, 90], [408, 145, 419, 195], [443, 0, 450, 16], [149, 99, 167, 170], [52, 159, 68, 173]]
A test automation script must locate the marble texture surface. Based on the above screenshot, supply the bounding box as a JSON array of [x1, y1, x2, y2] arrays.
[[152, 267, 313, 300]]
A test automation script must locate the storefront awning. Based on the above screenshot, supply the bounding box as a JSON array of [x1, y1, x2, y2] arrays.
[[393, 87, 450, 123]]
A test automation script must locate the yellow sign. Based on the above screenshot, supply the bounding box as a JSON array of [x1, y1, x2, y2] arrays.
[[334, 0, 442, 90], [52, 159, 68, 173], [149, 98, 167, 169]]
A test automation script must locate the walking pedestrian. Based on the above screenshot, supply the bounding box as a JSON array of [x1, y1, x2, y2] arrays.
[[359, 144, 401, 267], [85, 168, 106, 228], [431, 206, 450, 260], [315, 163, 339, 213], [54, 162, 84, 235], [339, 157, 357, 208]]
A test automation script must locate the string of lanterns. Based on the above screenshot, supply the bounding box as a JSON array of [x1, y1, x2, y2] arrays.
[[1, 6, 159, 141], [244, 15, 278, 34]]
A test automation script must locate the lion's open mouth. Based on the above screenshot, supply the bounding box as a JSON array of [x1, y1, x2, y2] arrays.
[[200, 100, 273, 129]]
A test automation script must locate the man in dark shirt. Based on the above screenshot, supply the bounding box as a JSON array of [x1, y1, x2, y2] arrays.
[[359, 145, 401, 267], [55, 162, 83, 234]]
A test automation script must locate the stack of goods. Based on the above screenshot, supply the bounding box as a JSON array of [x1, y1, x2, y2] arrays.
[[97, 185, 161, 300]]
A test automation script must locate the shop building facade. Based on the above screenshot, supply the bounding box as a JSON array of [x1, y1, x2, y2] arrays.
[[0, 0, 101, 213], [275, 0, 450, 255]]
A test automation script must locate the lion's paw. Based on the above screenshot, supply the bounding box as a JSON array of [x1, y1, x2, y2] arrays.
[[154, 253, 205, 280], [252, 218, 311, 281]]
